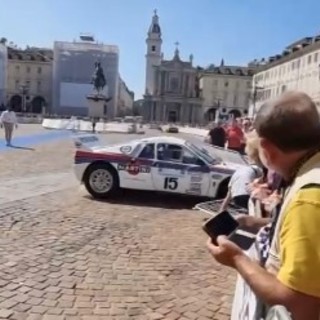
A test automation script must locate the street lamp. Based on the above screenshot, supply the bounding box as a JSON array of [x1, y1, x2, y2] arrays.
[[20, 84, 29, 113]]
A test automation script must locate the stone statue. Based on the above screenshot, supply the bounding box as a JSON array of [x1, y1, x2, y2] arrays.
[[91, 61, 106, 94]]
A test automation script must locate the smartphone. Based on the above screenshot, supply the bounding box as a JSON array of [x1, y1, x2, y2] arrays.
[[202, 211, 256, 250], [202, 211, 239, 244], [229, 231, 256, 251]]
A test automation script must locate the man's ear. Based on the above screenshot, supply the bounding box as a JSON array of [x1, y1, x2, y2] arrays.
[[260, 138, 278, 161]]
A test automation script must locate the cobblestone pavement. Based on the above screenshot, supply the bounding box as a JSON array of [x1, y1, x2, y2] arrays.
[[0, 125, 236, 320]]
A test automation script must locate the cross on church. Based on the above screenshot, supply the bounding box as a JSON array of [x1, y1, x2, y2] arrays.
[[154, 9, 157, 15]]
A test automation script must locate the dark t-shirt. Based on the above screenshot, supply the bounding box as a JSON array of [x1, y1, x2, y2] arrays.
[[209, 127, 226, 147]]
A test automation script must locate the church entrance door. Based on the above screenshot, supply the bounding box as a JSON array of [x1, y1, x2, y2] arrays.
[[168, 111, 177, 123]]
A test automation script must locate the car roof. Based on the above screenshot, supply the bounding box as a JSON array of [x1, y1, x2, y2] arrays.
[[139, 136, 187, 145]]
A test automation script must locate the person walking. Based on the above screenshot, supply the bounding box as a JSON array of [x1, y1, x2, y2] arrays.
[[207, 91, 320, 320], [226, 118, 244, 153], [207, 121, 226, 148], [0, 106, 18, 146]]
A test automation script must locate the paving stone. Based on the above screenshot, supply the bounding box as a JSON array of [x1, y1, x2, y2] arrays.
[[0, 309, 13, 319], [0, 127, 236, 319]]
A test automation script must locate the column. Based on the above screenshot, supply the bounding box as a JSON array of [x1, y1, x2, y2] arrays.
[[181, 74, 185, 95], [166, 72, 170, 92], [156, 102, 162, 122], [193, 105, 198, 125], [189, 104, 193, 124], [179, 103, 183, 124], [149, 100, 154, 122], [162, 102, 167, 122]]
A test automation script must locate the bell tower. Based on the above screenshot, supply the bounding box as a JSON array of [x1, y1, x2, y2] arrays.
[[145, 10, 162, 95]]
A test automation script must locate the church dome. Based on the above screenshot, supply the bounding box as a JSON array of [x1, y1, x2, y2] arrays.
[[148, 10, 161, 35], [151, 24, 161, 34]]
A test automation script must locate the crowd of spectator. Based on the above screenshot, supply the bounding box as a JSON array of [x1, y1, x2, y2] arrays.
[[206, 92, 320, 320], [206, 116, 253, 154]]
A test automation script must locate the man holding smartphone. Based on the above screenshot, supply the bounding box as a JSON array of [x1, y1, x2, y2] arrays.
[[207, 92, 320, 320]]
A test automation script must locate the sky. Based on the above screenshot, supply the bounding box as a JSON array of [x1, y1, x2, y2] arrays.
[[1, 0, 320, 98]]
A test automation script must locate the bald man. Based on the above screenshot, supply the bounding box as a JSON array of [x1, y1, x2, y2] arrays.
[[207, 92, 320, 320]]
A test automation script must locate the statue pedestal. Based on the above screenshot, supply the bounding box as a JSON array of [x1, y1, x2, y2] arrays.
[[86, 94, 112, 118]]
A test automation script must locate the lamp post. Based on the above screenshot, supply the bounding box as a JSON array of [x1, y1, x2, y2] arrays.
[[20, 84, 29, 113]]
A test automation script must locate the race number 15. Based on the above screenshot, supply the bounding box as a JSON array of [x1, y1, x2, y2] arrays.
[[164, 177, 178, 190]]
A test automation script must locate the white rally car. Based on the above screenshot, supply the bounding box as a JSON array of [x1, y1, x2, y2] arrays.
[[73, 134, 248, 199]]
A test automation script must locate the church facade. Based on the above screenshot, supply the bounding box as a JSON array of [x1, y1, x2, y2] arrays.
[[143, 11, 202, 124]]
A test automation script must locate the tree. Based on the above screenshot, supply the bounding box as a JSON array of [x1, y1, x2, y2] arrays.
[[0, 37, 7, 45]]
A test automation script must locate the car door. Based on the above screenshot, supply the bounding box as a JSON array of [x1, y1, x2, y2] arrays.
[[151, 143, 210, 196], [118, 143, 155, 190], [182, 147, 211, 196]]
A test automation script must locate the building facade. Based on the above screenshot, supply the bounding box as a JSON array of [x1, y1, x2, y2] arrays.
[[143, 11, 202, 124], [0, 44, 7, 107], [6, 47, 52, 113], [252, 36, 320, 115], [199, 63, 254, 121], [52, 39, 119, 118], [117, 76, 134, 116]]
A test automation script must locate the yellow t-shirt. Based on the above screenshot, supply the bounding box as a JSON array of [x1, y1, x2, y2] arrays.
[[278, 186, 320, 298]]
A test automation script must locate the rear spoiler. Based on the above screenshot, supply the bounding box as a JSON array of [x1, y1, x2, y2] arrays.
[[73, 134, 101, 151]]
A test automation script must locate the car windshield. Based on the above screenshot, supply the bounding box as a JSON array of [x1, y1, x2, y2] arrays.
[[185, 141, 220, 165]]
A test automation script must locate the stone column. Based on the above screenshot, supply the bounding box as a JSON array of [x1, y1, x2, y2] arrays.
[[193, 105, 198, 125], [149, 100, 154, 122], [181, 74, 185, 95], [189, 104, 193, 124], [179, 103, 183, 124], [166, 72, 170, 92], [162, 102, 167, 122], [156, 102, 162, 122]]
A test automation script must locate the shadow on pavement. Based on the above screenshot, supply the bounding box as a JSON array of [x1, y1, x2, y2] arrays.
[[86, 189, 211, 210], [9, 145, 35, 151]]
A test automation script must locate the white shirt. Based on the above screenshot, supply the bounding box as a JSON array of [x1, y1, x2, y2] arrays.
[[0, 110, 17, 124], [228, 165, 261, 198]]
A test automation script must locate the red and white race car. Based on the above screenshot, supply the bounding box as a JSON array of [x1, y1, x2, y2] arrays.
[[73, 134, 248, 199]]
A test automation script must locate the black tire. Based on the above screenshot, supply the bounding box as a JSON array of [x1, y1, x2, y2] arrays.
[[83, 162, 119, 199], [216, 178, 230, 199]]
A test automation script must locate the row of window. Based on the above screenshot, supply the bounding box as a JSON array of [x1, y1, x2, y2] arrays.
[[256, 51, 320, 82], [211, 92, 251, 105], [260, 85, 287, 101], [14, 80, 42, 93], [14, 65, 42, 74], [211, 79, 251, 89]]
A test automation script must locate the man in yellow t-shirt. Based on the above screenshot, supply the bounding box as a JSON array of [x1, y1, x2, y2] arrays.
[[278, 185, 320, 299], [206, 92, 320, 320]]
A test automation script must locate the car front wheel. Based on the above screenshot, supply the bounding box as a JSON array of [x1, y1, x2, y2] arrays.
[[84, 163, 119, 199]]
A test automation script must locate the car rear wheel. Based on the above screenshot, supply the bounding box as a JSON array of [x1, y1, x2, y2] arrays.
[[84, 163, 119, 199]]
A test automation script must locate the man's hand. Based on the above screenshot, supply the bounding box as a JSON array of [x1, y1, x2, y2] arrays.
[[250, 183, 271, 201], [262, 191, 281, 213], [235, 214, 256, 228], [236, 214, 271, 232], [206, 236, 245, 268]]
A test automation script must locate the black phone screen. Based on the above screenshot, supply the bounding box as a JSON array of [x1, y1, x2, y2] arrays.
[[229, 232, 256, 251], [202, 211, 239, 242]]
